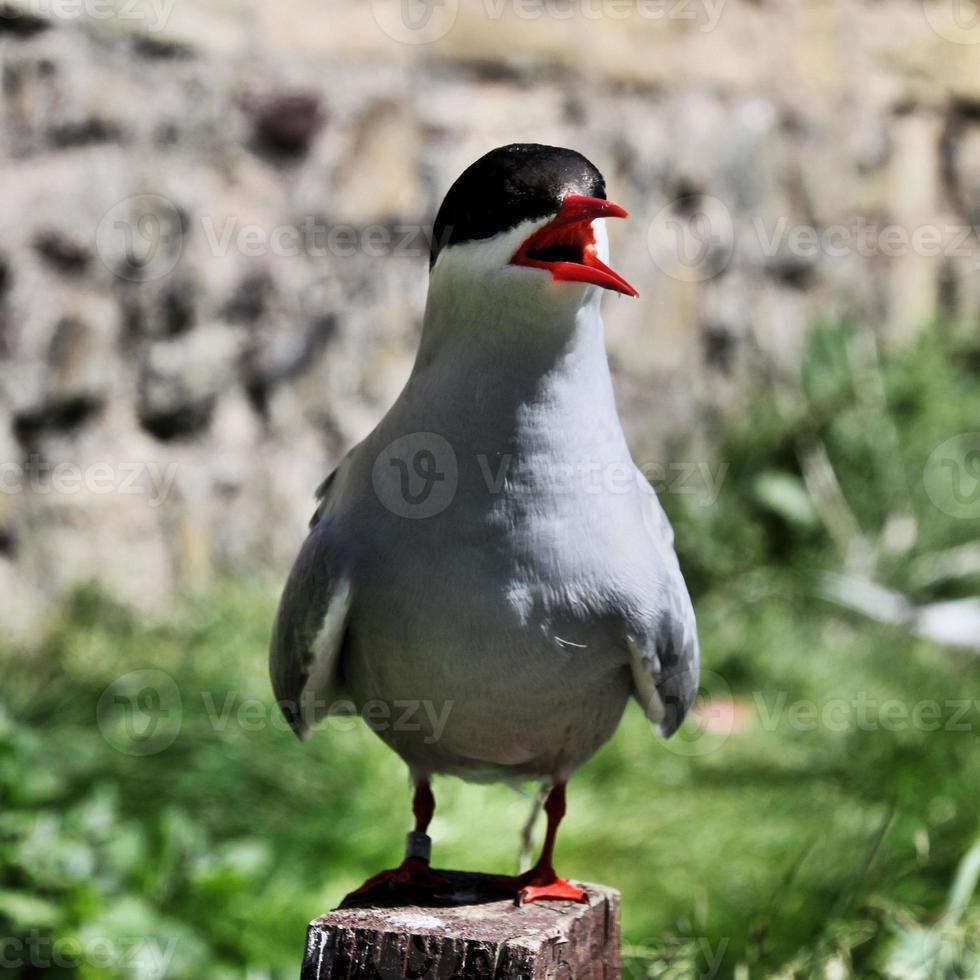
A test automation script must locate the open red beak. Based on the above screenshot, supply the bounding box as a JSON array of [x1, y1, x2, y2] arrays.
[[510, 194, 638, 297]]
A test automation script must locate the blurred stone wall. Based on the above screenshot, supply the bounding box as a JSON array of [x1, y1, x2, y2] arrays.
[[1, 0, 979, 633]]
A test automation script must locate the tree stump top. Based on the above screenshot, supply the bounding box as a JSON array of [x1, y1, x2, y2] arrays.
[[302, 873, 621, 979]]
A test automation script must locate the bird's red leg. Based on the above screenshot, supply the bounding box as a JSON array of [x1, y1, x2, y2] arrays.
[[340, 778, 451, 906], [515, 783, 587, 905], [412, 777, 435, 833]]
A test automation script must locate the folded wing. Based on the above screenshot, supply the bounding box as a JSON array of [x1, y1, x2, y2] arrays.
[[628, 478, 700, 738], [269, 466, 353, 740]]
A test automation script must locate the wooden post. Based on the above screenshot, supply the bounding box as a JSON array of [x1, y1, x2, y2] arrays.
[[301, 873, 621, 979]]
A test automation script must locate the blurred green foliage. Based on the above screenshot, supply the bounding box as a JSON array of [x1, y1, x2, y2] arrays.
[[1, 325, 978, 978]]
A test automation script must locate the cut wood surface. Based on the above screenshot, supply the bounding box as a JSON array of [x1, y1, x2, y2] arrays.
[[302, 873, 621, 979]]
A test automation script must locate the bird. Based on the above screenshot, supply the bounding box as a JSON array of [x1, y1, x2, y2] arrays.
[[269, 143, 700, 906]]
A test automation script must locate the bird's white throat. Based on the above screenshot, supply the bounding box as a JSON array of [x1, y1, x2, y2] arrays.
[[398, 218, 626, 467]]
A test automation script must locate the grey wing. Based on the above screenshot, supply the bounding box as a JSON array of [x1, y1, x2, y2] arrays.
[[269, 464, 353, 740], [628, 481, 700, 738]]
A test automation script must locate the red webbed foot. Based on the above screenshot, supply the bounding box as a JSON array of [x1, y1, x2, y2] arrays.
[[486, 867, 588, 905], [509, 783, 587, 905], [517, 867, 588, 905]]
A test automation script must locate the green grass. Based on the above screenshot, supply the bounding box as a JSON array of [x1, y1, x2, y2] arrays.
[[1, 325, 979, 978]]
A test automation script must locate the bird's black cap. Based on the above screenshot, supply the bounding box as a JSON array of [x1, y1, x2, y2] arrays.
[[430, 143, 607, 267]]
